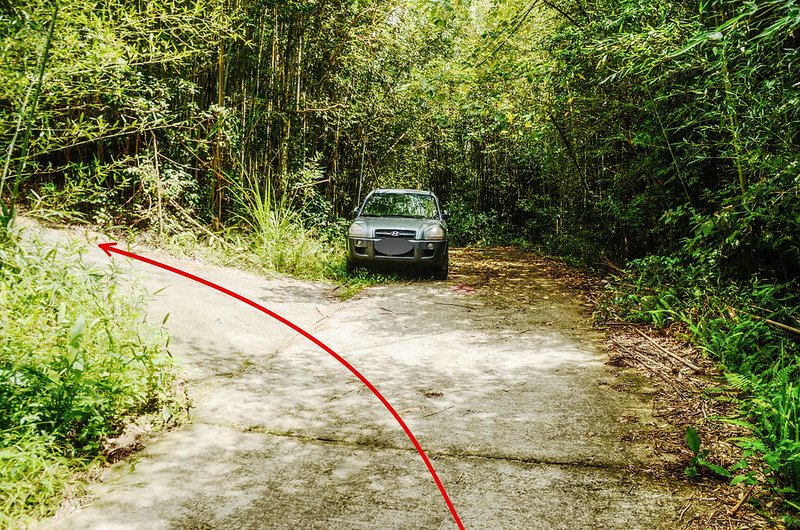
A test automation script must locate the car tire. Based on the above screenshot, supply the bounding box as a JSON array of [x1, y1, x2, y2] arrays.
[[346, 260, 357, 275], [432, 255, 449, 280]]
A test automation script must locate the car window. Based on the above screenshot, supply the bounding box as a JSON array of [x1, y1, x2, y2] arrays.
[[360, 193, 438, 218]]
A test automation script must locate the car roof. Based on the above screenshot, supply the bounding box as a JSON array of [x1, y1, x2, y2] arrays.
[[369, 188, 434, 195]]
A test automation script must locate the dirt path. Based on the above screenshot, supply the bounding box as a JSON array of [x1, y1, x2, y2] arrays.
[[39, 231, 694, 528]]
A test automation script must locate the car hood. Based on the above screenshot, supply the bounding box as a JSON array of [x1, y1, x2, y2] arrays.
[[356, 217, 445, 238]]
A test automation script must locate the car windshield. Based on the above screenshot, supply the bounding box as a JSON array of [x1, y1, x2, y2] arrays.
[[360, 193, 438, 219]]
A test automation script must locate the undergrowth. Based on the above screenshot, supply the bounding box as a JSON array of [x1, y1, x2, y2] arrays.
[[26, 160, 393, 299], [602, 254, 800, 519], [159, 227, 390, 301], [0, 229, 181, 527]]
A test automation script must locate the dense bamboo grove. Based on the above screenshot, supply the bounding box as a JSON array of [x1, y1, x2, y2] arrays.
[[4, 0, 796, 272], [1, 0, 799, 520], [1, 0, 462, 228]]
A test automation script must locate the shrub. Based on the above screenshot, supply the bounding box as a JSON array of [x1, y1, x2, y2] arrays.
[[0, 229, 180, 524]]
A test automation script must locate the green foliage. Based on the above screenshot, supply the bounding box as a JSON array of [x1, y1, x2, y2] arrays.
[[604, 252, 800, 506], [0, 435, 73, 527], [737, 366, 800, 495], [542, 0, 800, 268], [0, 233, 180, 523], [444, 199, 512, 246], [1, 0, 239, 229], [685, 425, 732, 479]]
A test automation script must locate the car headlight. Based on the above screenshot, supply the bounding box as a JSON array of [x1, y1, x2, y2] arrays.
[[348, 222, 368, 238], [424, 225, 445, 240]]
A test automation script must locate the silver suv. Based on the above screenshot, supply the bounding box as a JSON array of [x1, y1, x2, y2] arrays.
[[346, 189, 449, 279]]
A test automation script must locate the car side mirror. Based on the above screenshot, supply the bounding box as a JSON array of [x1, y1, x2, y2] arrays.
[[441, 210, 450, 220], [351, 208, 359, 218]]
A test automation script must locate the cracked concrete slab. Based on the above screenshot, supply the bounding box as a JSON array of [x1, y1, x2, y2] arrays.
[[52, 423, 684, 529]]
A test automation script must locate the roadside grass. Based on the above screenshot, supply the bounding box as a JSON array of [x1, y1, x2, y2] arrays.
[[0, 228, 183, 527], [123, 176, 396, 300], [601, 256, 800, 523], [157, 226, 392, 301], [1, 434, 75, 526]]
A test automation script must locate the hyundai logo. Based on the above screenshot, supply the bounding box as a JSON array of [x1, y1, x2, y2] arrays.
[[391, 231, 400, 237]]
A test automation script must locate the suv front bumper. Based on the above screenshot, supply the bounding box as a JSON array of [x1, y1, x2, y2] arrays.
[[347, 238, 448, 268]]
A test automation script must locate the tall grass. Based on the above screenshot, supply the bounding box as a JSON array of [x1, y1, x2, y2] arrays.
[[0, 435, 73, 525], [233, 177, 334, 277], [0, 231, 180, 526], [163, 169, 348, 282]]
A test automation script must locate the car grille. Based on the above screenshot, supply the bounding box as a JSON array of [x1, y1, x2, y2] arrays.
[[374, 229, 416, 239], [374, 229, 415, 257], [375, 248, 414, 257]]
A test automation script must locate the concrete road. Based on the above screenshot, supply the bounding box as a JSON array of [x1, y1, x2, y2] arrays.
[[45, 237, 689, 529]]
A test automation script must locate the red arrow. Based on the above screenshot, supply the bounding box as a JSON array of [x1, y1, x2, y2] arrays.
[[99, 242, 465, 529]]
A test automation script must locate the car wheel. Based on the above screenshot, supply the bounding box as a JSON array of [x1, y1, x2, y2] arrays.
[[432, 256, 448, 280], [346, 260, 357, 275]]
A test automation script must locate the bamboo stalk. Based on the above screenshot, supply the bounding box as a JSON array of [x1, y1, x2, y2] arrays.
[[151, 131, 164, 237], [1, 3, 59, 225], [750, 315, 800, 337]]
